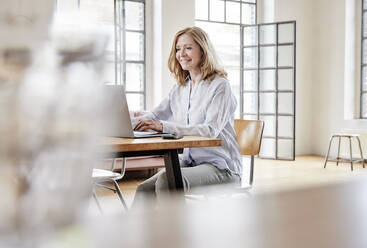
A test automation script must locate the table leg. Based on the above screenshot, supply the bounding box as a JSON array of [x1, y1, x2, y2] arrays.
[[163, 149, 184, 191]]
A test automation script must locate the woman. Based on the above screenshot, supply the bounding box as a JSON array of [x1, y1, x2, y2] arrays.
[[132, 26, 242, 206]]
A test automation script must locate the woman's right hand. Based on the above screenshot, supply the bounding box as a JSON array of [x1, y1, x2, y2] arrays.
[[134, 119, 163, 132]]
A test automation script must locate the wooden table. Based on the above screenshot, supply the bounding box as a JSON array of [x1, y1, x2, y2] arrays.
[[101, 136, 221, 191]]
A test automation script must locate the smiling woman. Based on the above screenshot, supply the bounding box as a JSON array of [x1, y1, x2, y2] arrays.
[[175, 33, 202, 81], [167, 26, 227, 86], [131, 26, 242, 209]]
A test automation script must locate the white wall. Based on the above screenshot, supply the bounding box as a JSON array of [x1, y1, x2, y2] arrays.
[[309, 0, 347, 156], [274, 0, 367, 156], [274, 0, 314, 155], [257, 0, 275, 23]]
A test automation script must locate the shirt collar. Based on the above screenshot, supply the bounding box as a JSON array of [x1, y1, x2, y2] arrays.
[[185, 73, 202, 84], [185, 75, 190, 83]]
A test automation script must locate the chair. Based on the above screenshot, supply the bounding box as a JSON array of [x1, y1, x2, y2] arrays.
[[92, 158, 128, 213], [185, 119, 264, 200], [234, 119, 264, 189]]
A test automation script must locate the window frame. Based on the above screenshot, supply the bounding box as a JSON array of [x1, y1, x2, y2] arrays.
[[195, 0, 296, 160], [55, 0, 147, 110], [361, 0, 367, 118], [241, 21, 296, 160], [117, 0, 146, 110]]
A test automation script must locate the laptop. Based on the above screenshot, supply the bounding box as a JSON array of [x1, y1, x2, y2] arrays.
[[101, 85, 166, 138]]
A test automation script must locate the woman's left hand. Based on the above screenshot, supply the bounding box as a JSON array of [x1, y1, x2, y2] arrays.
[[134, 119, 163, 132]]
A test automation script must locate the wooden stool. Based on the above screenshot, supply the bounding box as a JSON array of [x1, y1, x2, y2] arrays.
[[324, 134, 365, 171]]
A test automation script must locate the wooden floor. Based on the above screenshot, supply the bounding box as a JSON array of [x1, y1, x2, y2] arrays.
[[93, 155, 367, 211]]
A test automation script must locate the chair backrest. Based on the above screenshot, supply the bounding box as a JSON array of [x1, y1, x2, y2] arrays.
[[234, 119, 264, 156]]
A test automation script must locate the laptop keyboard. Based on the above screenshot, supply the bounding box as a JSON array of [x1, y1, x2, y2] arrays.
[[133, 131, 159, 135]]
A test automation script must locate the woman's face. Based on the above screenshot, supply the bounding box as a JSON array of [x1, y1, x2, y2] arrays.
[[175, 33, 202, 73]]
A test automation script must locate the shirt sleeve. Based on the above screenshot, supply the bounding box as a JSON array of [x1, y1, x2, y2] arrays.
[[131, 86, 174, 127], [161, 80, 236, 138]]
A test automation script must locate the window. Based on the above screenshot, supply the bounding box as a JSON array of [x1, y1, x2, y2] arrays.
[[55, 0, 146, 111], [242, 22, 296, 160], [195, 1, 296, 160], [195, 0, 257, 118], [361, 0, 367, 118]]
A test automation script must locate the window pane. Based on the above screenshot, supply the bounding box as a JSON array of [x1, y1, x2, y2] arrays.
[[278, 92, 293, 114], [243, 47, 257, 68], [260, 115, 275, 137], [105, 51, 115, 63], [126, 1, 144, 31], [243, 93, 257, 114], [79, 0, 114, 23], [126, 32, 144, 61], [243, 70, 257, 91], [363, 39, 367, 64], [235, 108, 240, 119], [243, 115, 257, 120], [259, 138, 275, 158], [102, 62, 120, 84], [210, 0, 224, 22], [278, 45, 294, 67], [196, 22, 240, 68], [126, 63, 144, 91], [260, 46, 276, 68], [57, 0, 78, 12], [196, 0, 209, 20], [227, 68, 240, 117], [278, 116, 293, 137], [115, 32, 124, 61], [228, 68, 240, 94], [226, 1, 240, 23], [242, 3, 256, 25], [126, 93, 144, 111], [260, 92, 276, 114], [259, 70, 275, 90], [362, 93, 367, 118], [232, 83, 240, 118], [243, 26, 257, 46], [277, 139, 293, 159], [260, 25, 276, 44], [364, 0, 367, 10], [278, 69, 293, 91], [278, 23, 294, 43], [102, 24, 115, 53], [362, 67, 367, 91]]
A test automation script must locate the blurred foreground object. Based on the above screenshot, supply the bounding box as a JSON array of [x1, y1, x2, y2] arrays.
[[0, 2, 109, 246], [81, 179, 367, 248]]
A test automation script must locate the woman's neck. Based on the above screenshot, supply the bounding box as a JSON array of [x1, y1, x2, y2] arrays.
[[189, 68, 201, 84]]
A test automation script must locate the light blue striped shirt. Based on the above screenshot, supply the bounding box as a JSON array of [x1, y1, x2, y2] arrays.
[[134, 75, 242, 178]]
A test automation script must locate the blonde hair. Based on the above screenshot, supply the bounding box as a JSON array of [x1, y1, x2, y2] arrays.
[[168, 26, 227, 86]]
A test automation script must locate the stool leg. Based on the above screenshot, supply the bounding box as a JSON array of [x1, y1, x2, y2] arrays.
[[324, 136, 334, 168], [336, 136, 341, 166], [349, 137, 353, 171], [356, 136, 365, 168], [93, 189, 103, 215]]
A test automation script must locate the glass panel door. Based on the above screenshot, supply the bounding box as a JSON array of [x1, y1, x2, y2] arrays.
[[241, 21, 296, 160]]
